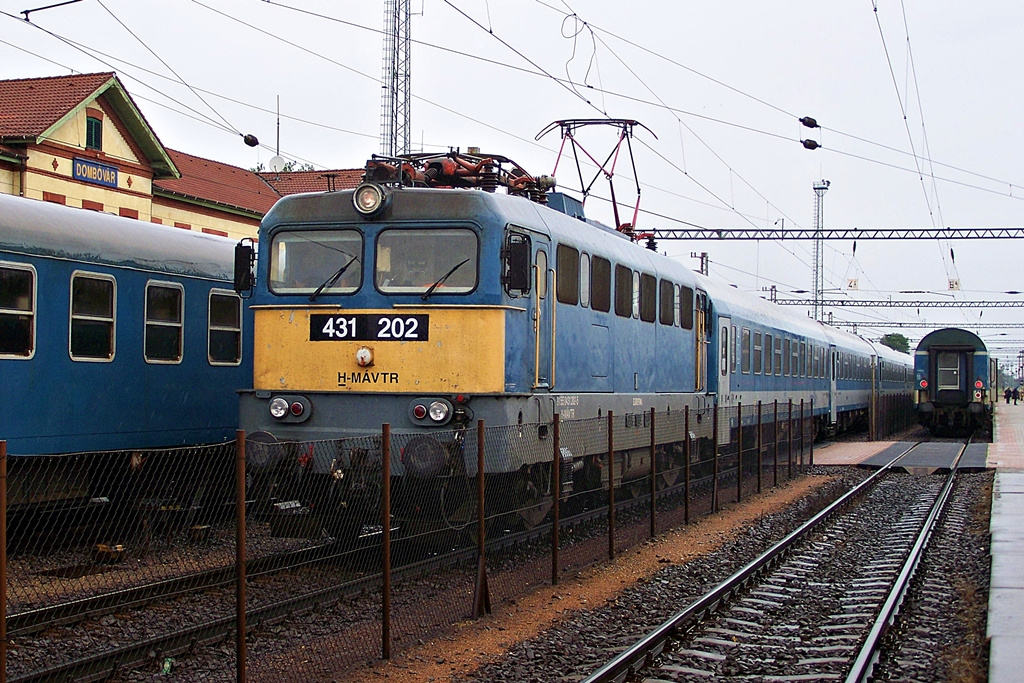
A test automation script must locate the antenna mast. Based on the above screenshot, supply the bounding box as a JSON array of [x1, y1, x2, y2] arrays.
[[381, 0, 412, 156]]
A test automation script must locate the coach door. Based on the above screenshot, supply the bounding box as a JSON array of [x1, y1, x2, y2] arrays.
[[695, 289, 709, 392], [533, 240, 554, 389], [716, 316, 731, 398], [829, 345, 838, 424]]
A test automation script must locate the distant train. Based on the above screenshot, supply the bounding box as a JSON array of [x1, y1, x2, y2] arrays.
[[233, 150, 915, 539], [913, 327, 994, 436], [0, 193, 251, 511]]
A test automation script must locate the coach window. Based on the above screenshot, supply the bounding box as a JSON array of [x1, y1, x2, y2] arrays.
[[556, 244, 580, 305], [0, 263, 36, 358], [639, 273, 656, 322], [631, 271, 641, 319], [591, 256, 611, 312], [659, 279, 675, 325], [579, 253, 591, 308], [208, 290, 242, 365], [145, 282, 183, 363], [799, 341, 806, 377], [731, 324, 738, 373], [774, 337, 783, 375], [741, 328, 751, 374], [614, 264, 632, 317], [680, 285, 694, 330], [764, 334, 773, 375], [721, 325, 728, 376], [794, 341, 802, 377], [753, 331, 763, 374], [783, 338, 791, 376], [70, 272, 115, 361]]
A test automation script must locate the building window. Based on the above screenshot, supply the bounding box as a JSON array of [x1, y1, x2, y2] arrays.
[[82, 200, 103, 212], [209, 289, 242, 365], [0, 263, 35, 358], [556, 244, 580, 305], [174, 222, 191, 230], [119, 208, 139, 219], [145, 282, 183, 363], [70, 272, 115, 361], [43, 192, 66, 205], [203, 228, 229, 237], [86, 116, 103, 151]]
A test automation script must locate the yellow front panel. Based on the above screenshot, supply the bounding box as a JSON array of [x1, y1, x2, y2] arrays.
[[254, 307, 506, 393]]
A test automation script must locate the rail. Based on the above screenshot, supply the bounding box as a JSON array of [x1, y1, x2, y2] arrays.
[[579, 443, 920, 683]]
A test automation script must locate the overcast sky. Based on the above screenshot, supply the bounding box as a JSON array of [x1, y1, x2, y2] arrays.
[[2, 0, 1022, 367]]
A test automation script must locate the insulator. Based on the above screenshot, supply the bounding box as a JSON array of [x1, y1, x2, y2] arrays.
[[799, 116, 819, 129], [801, 139, 820, 150], [479, 165, 498, 193]]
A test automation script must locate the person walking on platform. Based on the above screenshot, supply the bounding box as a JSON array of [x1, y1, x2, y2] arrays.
[[1006, 387, 1013, 404], [1014, 387, 1020, 405]]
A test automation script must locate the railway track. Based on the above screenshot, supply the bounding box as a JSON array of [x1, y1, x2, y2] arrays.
[[581, 438, 972, 683], [11, 463, 734, 682]]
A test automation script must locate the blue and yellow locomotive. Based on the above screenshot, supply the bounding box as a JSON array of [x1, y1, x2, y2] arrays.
[[235, 151, 913, 535]]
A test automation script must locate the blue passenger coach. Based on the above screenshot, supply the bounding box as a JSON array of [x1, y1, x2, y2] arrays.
[[0, 193, 250, 506], [914, 327, 993, 435]]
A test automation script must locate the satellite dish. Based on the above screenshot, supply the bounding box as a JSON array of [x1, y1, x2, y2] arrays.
[[268, 155, 285, 172]]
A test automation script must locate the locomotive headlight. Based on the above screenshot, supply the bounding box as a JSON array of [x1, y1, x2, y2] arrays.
[[353, 182, 391, 217], [428, 401, 450, 422], [975, 391, 983, 400], [269, 397, 290, 419]]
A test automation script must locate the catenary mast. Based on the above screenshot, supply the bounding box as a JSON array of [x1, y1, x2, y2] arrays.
[[381, 0, 412, 157]]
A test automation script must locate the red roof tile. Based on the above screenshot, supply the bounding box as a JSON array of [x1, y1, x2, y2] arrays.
[[0, 72, 114, 139], [154, 149, 281, 215], [258, 169, 363, 196]]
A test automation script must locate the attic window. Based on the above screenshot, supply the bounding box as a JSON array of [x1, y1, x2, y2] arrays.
[[86, 116, 102, 151]]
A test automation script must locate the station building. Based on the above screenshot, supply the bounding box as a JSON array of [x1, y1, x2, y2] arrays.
[[0, 72, 362, 239]]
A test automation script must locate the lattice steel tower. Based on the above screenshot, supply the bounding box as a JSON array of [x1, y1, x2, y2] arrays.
[[381, 0, 411, 157], [812, 179, 830, 321]]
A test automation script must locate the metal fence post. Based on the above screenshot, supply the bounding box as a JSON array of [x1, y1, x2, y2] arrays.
[[473, 420, 490, 618], [649, 408, 656, 538], [382, 423, 391, 660], [756, 401, 763, 494], [788, 399, 794, 480], [235, 431, 246, 683], [551, 414, 560, 586], [736, 402, 743, 504], [608, 411, 615, 560], [800, 399, 805, 470], [773, 400, 779, 487], [810, 397, 815, 467], [712, 403, 720, 513], [684, 407, 690, 526]]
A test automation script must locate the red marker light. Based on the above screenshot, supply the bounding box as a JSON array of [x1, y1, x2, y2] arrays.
[[413, 404, 427, 419], [920, 379, 928, 388], [975, 380, 984, 389], [290, 402, 304, 416]]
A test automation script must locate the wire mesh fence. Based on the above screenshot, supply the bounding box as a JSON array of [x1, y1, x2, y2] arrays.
[[0, 395, 913, 681]]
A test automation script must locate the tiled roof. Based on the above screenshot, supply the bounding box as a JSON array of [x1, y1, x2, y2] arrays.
[[154, 149, 281, 215], [258, 169, 364, 196], [0, 72, 114, 138]]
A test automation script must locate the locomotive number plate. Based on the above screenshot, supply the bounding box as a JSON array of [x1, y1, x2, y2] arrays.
[[309, 314, 429, 341]]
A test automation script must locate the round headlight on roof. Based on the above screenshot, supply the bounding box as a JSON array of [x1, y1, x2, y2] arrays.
[[353, 182, 391, 217]]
